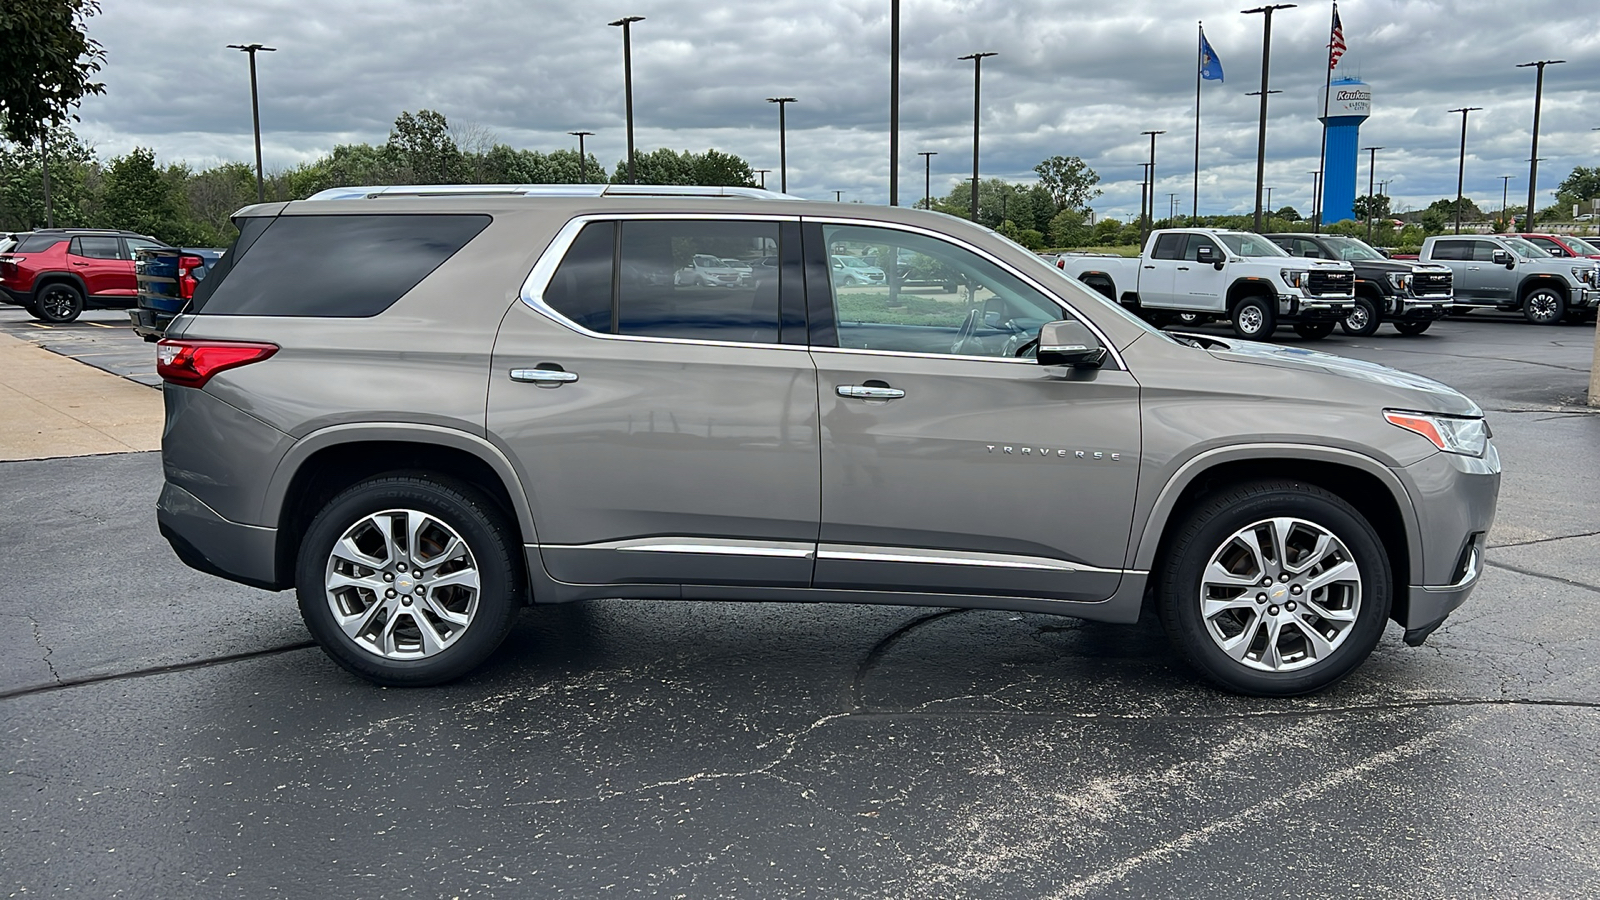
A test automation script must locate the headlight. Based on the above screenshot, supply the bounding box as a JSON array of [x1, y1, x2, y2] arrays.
[[1280, 269, 1308, 288], [1384, 410, 1490, 457], [1573, 266, 1598, 286], [1386, 272, 1411, 292]]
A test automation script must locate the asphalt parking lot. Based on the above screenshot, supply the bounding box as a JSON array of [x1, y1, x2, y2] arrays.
[[4, 306, 1600, 898]]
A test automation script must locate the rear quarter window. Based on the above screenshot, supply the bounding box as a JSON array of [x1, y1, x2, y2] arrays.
[[193, 214, 491, 317], [16, 235, 65, 253]]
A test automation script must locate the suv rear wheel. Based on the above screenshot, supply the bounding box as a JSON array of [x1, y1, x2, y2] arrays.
[[1157, 480, 1391, 696], [1230, 296, 1277, 340], [34, 282, 84, 323], [295, 475, 523, 686]]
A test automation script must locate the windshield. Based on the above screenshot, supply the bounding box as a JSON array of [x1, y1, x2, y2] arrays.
[[1565, 236, 1600, 255], [1320, 236, 1386, 261], [1217, 233, 1290, 257], [720, 258, 747, 267], [693, 254, 724, 267], [840, 256, 872, 268], [1503, 237, 1550, 258]]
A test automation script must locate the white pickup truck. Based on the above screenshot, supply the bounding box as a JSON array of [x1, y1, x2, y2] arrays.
[[1058, 228, 1357, 340]]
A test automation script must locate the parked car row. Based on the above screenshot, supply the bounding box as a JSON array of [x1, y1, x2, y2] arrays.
[[0, 227, 225, 329], [1047, 226, 1599, 339]]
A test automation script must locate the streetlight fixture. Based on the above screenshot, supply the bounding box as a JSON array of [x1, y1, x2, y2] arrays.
[[608, 16, 645, 184], [227, 43, 277, 203], [1362, 146, 1383, 241], [1447, 108, 1481, 234], [1516, 59, 1564, 231], [918, 151, 937, 209], [1242, 4, 1296, 233], [766, 98, 797, 193], [1141, 130, 1166, 239], [568, 131, 594, 183], [754, 168, 771, 189], [958, 51, 998, 222]]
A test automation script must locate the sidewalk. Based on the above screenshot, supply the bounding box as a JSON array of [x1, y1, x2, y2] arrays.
[[0, 331, 163, 461]]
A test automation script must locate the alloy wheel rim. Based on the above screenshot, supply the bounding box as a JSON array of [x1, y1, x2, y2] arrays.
[[324, 508, 480, 660], [1198, 517, 1362, 673], [41, 287, 74, 319], [1528, 293, 1558, 321]]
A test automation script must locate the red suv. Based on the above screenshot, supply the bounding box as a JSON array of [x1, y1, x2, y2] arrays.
[[1513, 233, 1600, 260], [0, 228, 172, 323]]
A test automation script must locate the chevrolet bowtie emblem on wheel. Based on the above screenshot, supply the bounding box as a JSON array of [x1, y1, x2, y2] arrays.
[[987, 445, 1122, 461]]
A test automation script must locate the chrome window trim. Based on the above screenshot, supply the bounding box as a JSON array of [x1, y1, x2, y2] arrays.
[[809, 345, 1038, 366], [802, 216, 1128, 370]]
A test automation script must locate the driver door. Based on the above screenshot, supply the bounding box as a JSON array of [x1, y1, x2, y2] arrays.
[[806, 221, 1141, 601]]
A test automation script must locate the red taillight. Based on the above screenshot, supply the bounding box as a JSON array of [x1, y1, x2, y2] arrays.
[[156, 340, 278, 388], [1056, 258, 1066, 269], [177, 254, 203, 300]]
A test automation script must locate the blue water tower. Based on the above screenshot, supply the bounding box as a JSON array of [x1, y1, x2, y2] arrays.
[[1319, 77, 1372, 225]]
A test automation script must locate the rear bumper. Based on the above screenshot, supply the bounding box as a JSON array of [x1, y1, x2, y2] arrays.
[[0, 285, 31, 306], [128, 307, 175, 341], [158, 481, 283, 591]]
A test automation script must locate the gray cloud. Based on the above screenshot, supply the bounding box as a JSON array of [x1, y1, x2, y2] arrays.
[[71, 0, 1598, 220]]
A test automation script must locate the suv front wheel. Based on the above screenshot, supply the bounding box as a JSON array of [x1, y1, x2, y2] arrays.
[[1157, 480, 1391, 696], [296, 475, 523, 686]]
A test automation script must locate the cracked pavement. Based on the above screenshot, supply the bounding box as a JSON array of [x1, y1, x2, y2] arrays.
[[3, 315, 1600, 898]]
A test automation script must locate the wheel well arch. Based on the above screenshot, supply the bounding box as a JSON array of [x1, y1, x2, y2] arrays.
[[30, 271, 88, 299], [273, 440, 527, 590], [1518, 275, 1569, 302], [1225, 280, 1276, 313], [1142, 456, 1415, 627], [1075, 271, 1117, 301]]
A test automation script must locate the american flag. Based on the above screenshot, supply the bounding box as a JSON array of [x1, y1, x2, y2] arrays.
[[1328, 5, 1346, 70]]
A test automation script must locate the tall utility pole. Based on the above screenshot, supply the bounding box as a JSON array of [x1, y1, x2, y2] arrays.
[[918, 151, 937, 209], [1448, 108, 1481, 234], [1362, 146, 1383, 241], [959, 51, 998, 222], [1499, 175, 1514, 229], [1308, 170, 1322, 223], [1142, 130, 1166, 238], [227, 43, 277, 203], [40, 130, 53, 227], [1265, 186, 1274, 212], [889, 0, 900, 205], [568, 131, 594, 183], [1168, 193, 1179, 224], [1242, 4, 1296, 234], [754, 168, 771, 188], [608, 16, 645, 183], [1139, 163, 1151, 234], [767, 98, 796, 193], [1516, 59, 1564, 231], [835, 190, 845, 202]]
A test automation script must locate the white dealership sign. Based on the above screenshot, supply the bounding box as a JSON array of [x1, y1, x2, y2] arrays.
[[1319, 82, 1372, 119]]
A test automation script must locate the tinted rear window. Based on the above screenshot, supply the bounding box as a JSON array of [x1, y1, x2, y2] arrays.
[[17, 234, 65, 253], [544, 222, 615, 333], [194, 214, 490, 317]]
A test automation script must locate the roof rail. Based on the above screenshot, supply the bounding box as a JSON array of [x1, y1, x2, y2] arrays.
[[304, 184, 804, 202]]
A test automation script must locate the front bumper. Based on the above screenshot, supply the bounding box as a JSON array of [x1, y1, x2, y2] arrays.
[[1396, 298, 1452, 321], [1279, 294, 1353, 320], [1394, 440, 1501, 643], [1576, 287, 1598, 310], [158, 481, 282, 590]]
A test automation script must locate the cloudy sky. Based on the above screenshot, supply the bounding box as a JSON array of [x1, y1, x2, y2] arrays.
[[73, 0, 1599, 220]]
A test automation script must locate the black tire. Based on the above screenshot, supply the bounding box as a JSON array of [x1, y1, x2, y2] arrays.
[[1230, 296, 1277, 340], [1293, 322, 1335, 340], [296, 474, 524, 686], [1157, 480, 1392, 696], [1175, 311, 1209, 327], [1393, 320, 1432, 336], [1521, 286, 1566, 325], [33, 282, 84, 323], [1340, 295, 1382, 337]]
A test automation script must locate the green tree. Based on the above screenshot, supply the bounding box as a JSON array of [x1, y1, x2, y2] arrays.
[[0, 123, 95, 229], [1090, 217, 1125, 246], [0, 0, 105, 145], [611, 148, 755, 186], [1274, 205, 1302, 222], [1351, 194, 1391, 222], [1033, 155, 1101, 211], [386, 109, 465, 184], [1048, 208, 1091, 248], [1420, 207, 1448, 235], [185, 161, 255, 243], [1556, 166, 1600, 209], [98, 146, 194, 243]]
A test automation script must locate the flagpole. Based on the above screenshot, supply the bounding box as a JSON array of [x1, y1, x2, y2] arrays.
[[1315, 2, 1336, 232], [1193, 21, 1203, 226]]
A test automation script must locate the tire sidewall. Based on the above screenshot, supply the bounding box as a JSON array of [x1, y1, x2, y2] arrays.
[[1341, 296, 1381, 336], [1160, 484, 1392, 696], [36, 283, 84, 323], [1522, 287, 1565, 325], [1231, 297, 1276, 340], [295, 476, 521, 686]]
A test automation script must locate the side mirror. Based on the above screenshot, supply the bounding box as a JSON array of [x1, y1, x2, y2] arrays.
[[1195, 245, 1216, 264], [1376, 247, 1391, 258], [1036, 320, 1107, 369], [1492, 249, 1512, 267], [1303, 248, 1323, 259]]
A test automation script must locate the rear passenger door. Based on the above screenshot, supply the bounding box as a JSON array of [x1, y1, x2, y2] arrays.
[[1136, 233, 1185, 308], [67, 236, 127, 298], [488, 217, 821, 588]]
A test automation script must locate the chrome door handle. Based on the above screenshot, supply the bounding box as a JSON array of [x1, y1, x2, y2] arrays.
[[1143, 265, 1156, 270], [836, 384, 905, 400], [1177, 266, 1191, 271], [510, 367, 578, 385]]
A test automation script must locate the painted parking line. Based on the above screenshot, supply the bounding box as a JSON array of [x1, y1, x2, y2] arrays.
[[87, 322, 117, 329], [26, 322, 50, 329]]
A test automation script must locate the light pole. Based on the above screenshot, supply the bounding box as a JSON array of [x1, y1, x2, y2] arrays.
[[227, 43, 277, 203], [1500, 174, 1514, 229], [1308, 170, 1322, 225], [1141, 129, 1166, 239], [1447, 108, 1481, 234], [1516, 59, 1564, 231], [767, 97, 796, 193], [918, 151, 937, 209], [889, 0, 900, 205], [608, 16, 645, 183], [959, 51, 998, 222], [834, 190, 845, 202], [1168, 192, 1179, 225], [1362, 146, 1383, 241], [754, 168, 771, 189], [1139, 163, 1151, 234], [568, 131, 594, 183], [1242, 4, 1296, 233], [1265, 186, 1274, 213]]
